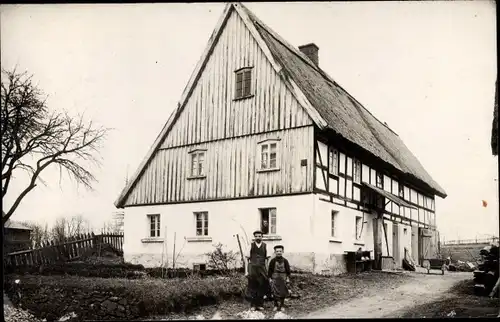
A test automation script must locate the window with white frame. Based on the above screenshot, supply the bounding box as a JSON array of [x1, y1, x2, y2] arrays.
[[235, 67, 252, 99], [398, 184, 404, 198], [190, 150, 205, 177], [376, 172, 383, 188], [260, 141, 278, 170], [355, 216, 362, 240], [148, 214, 161, 238], [331, 211, 338, 237], [353, 159, 361, 183], [260, 208, 277, 235], [328, 148, 339, 175], [195, 212, 209, 236]]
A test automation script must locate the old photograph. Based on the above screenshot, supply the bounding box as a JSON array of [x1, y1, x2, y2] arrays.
[[2, 1, 498, 320]]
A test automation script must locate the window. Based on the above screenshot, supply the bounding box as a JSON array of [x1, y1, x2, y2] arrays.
[[148, 214, 160, 237], [353, 159, 361, 183], [235, 68, 252, 99], [261, 142, 277, 170], [398, 185, 404, 198], [190, 151, 205, 177], [260, 208, 277, 235], [355, 216, 362, 240], [331, 211, 338, 237], [328, 148, 338, 175], [195, 212, 209, 236], [403, 228, 408, 236], [376, 172, 383, 188]]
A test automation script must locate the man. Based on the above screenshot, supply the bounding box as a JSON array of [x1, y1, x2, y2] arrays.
[[268, 245, 291, 312], [261, 219, 269, 235], [246, 230, 269, 311]]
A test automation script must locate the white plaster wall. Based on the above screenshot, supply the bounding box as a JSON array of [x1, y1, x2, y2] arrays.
[[312, 195, 376, 274], [123, 194, 315, 269]]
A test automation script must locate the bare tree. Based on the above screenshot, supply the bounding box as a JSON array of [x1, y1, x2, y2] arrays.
[[50, 214, 92, 242], [1, 68, 109, 225]]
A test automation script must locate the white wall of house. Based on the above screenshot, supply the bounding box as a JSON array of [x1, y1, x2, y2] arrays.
[[312, 194, 377, 274], [123, 194, 317, 270], [123, 191, 418, 274]]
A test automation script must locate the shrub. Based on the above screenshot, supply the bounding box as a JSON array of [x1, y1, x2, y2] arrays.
[[204, 243, 239, 274]]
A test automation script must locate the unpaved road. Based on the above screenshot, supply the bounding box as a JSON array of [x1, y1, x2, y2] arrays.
[[300, 271, 471, 319]]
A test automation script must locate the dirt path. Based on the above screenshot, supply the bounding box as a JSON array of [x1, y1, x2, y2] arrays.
[[299, 272, 471, 319]]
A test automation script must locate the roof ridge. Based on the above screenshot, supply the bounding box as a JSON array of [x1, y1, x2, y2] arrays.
[[238, 3, 399, 137]]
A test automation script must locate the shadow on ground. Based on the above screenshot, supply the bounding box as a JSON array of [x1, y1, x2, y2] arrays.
[[399, 279, 499, 318]]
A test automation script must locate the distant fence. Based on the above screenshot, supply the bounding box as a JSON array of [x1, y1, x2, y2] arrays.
[[442, 237, 499, 246], [4, 233, 124, 268]]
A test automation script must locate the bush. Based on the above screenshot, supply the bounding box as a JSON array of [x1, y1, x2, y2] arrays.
[[4, 273, 247, 321], [205, 243, 239, 274]]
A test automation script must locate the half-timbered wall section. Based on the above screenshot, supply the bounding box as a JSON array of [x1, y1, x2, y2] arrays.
[[314, 137, 436, 229], [161, 11, 313, 149], [125, 126, 314, 206]]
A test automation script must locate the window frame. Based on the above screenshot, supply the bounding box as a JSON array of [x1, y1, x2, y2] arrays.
[[234, 67, 253, 100], [376, 172, 384, 189], [194, 212, 209, 236], [353, 159, 361, 183], [331, 210, 339, 237], [398, 184, 405, 198], [328, 148, 339, 175], [260, 208, 277, 235], [188, 149, 207, 178], [258, 139, 280, 172], [355, 216, 362, 240], [148, 214, 161, 238]]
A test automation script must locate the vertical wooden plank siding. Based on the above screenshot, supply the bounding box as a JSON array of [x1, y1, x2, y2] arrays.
[[125, 126, 314, 205], [161, 11, 312, 150]]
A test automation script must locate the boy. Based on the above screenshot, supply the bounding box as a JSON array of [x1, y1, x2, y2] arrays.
[[268, 245, 291, 312], [246, 230, 269, 311]]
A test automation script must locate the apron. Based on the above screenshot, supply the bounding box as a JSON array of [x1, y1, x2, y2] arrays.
[[270, 259, 289, 299]]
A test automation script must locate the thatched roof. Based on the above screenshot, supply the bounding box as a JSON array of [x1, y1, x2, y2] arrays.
[[239, 3, 447, 198], [492, 79, 498, 156]]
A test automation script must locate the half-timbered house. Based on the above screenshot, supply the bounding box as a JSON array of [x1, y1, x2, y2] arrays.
[[115, 3, 447, 274]]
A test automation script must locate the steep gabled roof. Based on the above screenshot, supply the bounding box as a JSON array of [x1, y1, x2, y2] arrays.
[[115, 2, 446, 208], [238, 2, 447, 198]]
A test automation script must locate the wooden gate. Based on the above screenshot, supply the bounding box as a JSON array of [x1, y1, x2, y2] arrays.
[[418, 228, 439, 265]]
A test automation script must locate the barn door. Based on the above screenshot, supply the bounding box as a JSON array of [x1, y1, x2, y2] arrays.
[[418, 228, 433, 265]]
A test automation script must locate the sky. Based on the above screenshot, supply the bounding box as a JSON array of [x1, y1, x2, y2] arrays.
[[1, 2, 498, 240]]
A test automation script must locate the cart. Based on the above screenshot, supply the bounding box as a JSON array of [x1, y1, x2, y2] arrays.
[[423, 258, 446, 275]]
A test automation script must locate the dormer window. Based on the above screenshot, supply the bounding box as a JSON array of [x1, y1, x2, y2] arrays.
[[234, 67, 253, 99]]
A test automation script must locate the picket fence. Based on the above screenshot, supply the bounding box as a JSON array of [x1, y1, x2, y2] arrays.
[[4, 233, 124, 268]]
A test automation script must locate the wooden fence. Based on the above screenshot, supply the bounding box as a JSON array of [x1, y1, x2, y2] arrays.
[[4, 233, 124, 268], [442, 237, 499, 246]]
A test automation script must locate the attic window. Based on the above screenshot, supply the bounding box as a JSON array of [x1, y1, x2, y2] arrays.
[[234, 67, 253, 100]]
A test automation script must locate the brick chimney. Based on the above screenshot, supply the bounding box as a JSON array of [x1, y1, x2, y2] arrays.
[[298, 43, 319, 66]]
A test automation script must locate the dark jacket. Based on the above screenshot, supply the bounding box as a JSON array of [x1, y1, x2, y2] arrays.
[[268, 257, 291, 278]]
